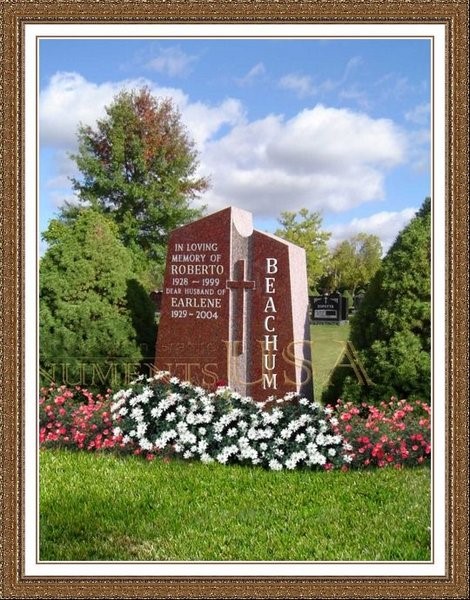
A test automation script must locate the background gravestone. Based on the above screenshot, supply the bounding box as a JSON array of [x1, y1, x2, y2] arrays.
[[311, 292, 348, 325], [154, 207, 313, 400]]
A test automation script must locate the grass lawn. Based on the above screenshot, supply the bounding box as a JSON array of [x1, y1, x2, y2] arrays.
[[310, 323, 350, 399], [40, 449, 431, 562]]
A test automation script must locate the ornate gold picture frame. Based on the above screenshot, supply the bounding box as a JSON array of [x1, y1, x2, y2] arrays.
[[1, 1, 468, 598]]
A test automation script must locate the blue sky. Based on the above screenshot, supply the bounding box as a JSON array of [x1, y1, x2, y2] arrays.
[[39, 37, 431, 253]]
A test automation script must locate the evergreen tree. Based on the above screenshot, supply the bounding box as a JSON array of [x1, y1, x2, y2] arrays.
[[345, 198, 431, 402], [40, 209, 156, 391], [63, 87, 208, 286]]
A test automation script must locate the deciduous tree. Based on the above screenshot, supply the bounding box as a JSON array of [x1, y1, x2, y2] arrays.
[[322, 233, 382, 295], [64, 87, 208, 286], [274, 208, 331, 292]]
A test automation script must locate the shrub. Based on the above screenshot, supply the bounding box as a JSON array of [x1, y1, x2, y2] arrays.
[[328, 398, 431, 469], [39, 384, 124, 452], [40, 210, 156, 393], [347, 198, 431, 403], [110, 372, 348, 470]]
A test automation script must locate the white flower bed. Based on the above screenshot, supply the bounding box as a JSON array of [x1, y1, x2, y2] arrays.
[[111, 371, 352, 471]]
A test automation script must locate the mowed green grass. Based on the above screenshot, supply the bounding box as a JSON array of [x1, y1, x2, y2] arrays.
[[310, 323, 350, 399], [40, 449, 431, 562]]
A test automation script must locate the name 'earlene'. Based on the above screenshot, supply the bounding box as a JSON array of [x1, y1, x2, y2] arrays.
[[262, 257, 278, 390]]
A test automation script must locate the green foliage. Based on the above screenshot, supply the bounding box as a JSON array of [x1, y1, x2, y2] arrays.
[[64, 87, 208, 286], [40, 209, 156, 392], [321, 233, 382, 295], [347, 198, 431, 403], [275, 208, 331, 291]]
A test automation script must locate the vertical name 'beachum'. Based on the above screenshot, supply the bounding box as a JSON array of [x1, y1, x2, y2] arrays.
[[263, 257, 278, 390]]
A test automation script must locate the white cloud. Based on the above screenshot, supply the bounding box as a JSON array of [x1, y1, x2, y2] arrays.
[[374, 73, 427, 103], [201, 104, 407, 217], [338, 86, 371, 110], [40, 73, 411, 229], [345, 56, 363, 74], [236, 62, 266, 86], [279, 73, 316, 97], [146, 46, 197, 77], [405, 102, 430, 125], [180, 98, 245, 149], [48, 191, 80, 209], [407, 128, 430, 173], [39, 72, 189, 148], [328, 208, 418, 254], [40, 71, 244, 151], [279, 55, 362, 99]]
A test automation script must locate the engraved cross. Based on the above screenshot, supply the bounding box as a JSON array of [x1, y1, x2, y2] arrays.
[[226, 259, 255, 354]]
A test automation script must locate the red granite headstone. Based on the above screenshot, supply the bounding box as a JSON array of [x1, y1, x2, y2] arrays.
[[154, 207, 313, 400]]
